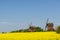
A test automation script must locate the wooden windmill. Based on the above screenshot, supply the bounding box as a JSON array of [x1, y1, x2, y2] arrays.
[[29, 22, 35, 32], [45, 18, 54, 31]]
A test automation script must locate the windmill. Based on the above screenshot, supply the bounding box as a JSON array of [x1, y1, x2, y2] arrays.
[[45, 18, 49, 31]]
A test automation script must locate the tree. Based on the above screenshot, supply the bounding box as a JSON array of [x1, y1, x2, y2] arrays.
[[10, 30, 19, 33], [23, 29, 29, 32], [18, 29, 23, 32], [2, 32, 7, 34], [35, 27, 43, 32], [56, 26, 60, 33]]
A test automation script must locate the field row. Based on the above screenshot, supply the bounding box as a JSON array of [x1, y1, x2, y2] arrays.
[[0, 32, 60, 40]]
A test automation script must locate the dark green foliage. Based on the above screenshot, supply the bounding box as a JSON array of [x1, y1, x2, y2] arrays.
[[56, 26, 60, 33], [10, 27, 43, 33], [10, 30, 19, 33], [23, 29, 29, 32], [35, 27, 43, 32], [2, 32, 7, 34], [18, 29, 23, 32]]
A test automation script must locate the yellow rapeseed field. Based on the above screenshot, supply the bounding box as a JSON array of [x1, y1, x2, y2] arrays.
[[0, 32, 60, 40]]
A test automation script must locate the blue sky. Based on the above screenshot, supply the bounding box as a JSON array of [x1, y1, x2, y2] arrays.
[[0, 0, 60, 32]]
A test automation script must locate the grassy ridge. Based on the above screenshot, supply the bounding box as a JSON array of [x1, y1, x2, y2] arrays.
[[0, 32, 60, 40]]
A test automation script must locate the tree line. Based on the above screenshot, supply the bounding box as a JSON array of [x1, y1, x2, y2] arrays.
[[10, 25, 60, 34]]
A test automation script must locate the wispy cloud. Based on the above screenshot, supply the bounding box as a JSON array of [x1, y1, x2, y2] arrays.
[[0, 22, 19, 32], [0, 22, 16, 24], [0, 22, 29, 32]]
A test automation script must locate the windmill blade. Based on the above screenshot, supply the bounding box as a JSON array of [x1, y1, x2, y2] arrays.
[[29, 22, 32, 27], [45, 18, 49, 30]]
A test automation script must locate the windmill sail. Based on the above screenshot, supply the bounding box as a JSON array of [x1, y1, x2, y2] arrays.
[[45, 18, 49, 31], [29, 22, 32, 27]]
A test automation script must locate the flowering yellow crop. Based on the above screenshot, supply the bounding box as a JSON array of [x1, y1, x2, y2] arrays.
[[0, 32, 60, 40]]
